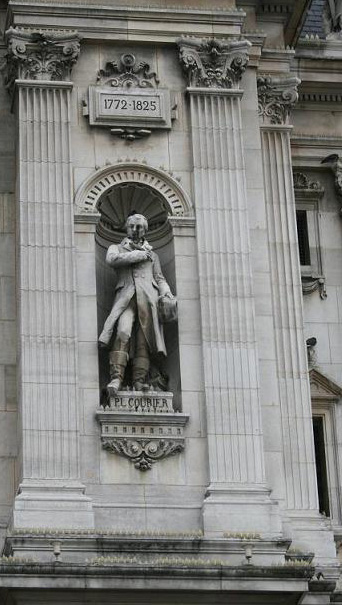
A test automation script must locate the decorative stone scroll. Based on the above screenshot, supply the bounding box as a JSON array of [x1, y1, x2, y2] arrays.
[[96, 392, 189, 471], [97, 52, 159, 89], [177, 37, 250, 89], [257, 75, 300, 125], [3, 27, 81, 95]]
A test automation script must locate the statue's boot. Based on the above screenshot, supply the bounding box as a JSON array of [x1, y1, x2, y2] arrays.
[[108, 349, 129, 394], [133, 356, 150, 391]]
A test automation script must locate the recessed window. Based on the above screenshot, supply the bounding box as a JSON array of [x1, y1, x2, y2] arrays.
[[313, 415, 330, 517], [296, 210, 311, 266]]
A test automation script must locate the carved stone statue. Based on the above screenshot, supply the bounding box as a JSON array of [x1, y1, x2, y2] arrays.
[[99, 213, 176, 394], [326, 0, 342, 33]]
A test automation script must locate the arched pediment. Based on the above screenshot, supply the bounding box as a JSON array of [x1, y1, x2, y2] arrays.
[[74, 163, 193, 218]]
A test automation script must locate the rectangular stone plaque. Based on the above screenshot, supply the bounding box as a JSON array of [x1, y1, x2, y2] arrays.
[[108, 391, 174, 413], [88, 86, 172, 129]]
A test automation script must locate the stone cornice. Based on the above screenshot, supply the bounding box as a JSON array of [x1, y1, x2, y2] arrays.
[[177, 37, 251, 89], [6, 3, 245, 42], [2, 27, 81, 95], [257, 74, 300, 125]]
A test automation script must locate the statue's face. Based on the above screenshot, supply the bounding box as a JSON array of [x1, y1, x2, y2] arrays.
[[126, 216, 147, 243]]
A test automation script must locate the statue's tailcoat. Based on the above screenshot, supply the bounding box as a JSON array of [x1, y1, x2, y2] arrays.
[[99, 238, 171, 354]]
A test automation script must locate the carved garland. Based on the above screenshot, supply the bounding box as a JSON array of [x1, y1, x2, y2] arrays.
[[257, 75, 300, 125], [3, 27, 81, 95], [177, 37, 250, 89]]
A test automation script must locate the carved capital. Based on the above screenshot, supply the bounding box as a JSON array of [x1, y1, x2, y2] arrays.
[[3, 27, 81, 94], [177, 37, 250, 89], [257, 75, 300, 125]]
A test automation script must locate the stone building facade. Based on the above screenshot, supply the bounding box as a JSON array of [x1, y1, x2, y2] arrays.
[[0, 0, 342, 603]]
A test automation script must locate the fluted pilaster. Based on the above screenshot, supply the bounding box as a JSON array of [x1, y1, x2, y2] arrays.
[[18, 81, 79, 481], [258, 75, 319, 512], [4, 28, 93, 529], [190, 90, 265, 487], [178, 38, 278, 534]]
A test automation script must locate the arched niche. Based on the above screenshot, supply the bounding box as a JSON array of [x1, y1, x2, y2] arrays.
[[74, 164, 195, 409]]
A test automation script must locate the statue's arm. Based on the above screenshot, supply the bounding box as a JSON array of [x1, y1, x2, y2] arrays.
[[106, 244, 149, 267], [152, 253, 173, 297]]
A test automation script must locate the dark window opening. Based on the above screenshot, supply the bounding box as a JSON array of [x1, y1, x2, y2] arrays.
[[313, 415, 330, 517], [296, 210, 311, 266]]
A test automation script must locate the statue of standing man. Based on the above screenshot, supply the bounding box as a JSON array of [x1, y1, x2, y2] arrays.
[[99, 213, 176, 394], [326, 0, 342, 32]]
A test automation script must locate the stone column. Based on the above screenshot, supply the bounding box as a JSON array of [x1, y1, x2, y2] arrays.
[[178, 38, 280, 535], [4, 28, 94, 529], [258, 76, 336, 560]]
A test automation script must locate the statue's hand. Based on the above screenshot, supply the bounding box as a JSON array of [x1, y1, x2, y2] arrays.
[[160, 291, 174, 299], [133, 250, 152, 262]]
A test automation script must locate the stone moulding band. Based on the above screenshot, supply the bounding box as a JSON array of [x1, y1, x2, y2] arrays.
[[15, 79, 73, 90], [74, 163, 193, 217], [186, 87, 244, 98]]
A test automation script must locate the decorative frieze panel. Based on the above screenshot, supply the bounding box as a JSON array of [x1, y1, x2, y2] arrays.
[[257, 75, 300, 125], [177, 37, 250, 89], [96, 391, 189, 471], [3, 27, 81, 95]]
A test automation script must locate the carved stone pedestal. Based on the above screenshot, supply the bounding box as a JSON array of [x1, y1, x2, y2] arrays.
[[96, 392, 189, 471]]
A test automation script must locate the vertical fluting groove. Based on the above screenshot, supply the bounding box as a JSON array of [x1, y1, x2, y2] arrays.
[[261, 128, 318, 510], [18, 84, 79, 481], [190, 91, 266, 486]]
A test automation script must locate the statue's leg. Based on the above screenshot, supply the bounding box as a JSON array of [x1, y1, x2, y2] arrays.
[[108, 302, 135, 393], [132, 327, 150, 390]]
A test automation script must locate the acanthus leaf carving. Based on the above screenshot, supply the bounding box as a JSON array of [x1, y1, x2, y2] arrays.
[[177, 37, 250, 89], [2, 27, 81, 95], [102, 437, 185, 471], [97, 53, 159, 89], [257, 75, 300, 125]]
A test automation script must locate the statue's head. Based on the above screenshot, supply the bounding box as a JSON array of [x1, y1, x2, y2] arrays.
[[125, 213, 148, 243]]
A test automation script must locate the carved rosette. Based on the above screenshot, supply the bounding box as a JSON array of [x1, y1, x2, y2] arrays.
[[257, 75, 300, 125], [3, 27, 81, 94], [102, 437, 185, 471], [177, 37, 250, 89]]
